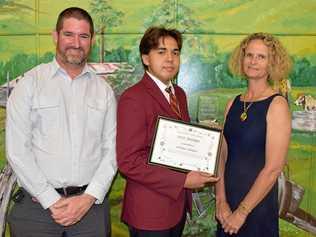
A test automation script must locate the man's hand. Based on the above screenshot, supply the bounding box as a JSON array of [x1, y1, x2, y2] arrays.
[[50, 193, 96, 226], [184, 171, 219, 189], [49, 197, 67, 217]]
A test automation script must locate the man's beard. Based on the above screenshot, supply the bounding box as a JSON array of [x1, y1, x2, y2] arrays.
[[61, 47, 88, 65]]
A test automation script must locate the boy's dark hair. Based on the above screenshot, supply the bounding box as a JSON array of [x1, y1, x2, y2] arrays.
[[139, 27, 182, 70]]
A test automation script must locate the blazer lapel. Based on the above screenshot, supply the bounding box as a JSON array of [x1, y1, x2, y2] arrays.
[[141, 73, 181, 119]]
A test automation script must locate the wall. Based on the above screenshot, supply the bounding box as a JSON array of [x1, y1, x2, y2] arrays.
[[0, 1, 315, 236]]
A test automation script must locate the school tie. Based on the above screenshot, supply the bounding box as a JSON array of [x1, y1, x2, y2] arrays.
[[165, 86, 181, 118]]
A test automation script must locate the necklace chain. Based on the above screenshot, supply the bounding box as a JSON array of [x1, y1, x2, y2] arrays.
[[240, 87, 269, 122], [240, 102, 253, 121]]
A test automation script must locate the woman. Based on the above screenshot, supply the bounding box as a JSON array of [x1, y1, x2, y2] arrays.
[[216, 33, 292, 236]]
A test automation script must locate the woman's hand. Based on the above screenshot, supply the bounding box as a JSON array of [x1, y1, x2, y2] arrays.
[[222, 208, 247, 235], [216, 200, 232, 225]]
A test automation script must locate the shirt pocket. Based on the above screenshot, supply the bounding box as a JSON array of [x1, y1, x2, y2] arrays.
[[86, 98, 107, 138], [32, 96, 60, 138]]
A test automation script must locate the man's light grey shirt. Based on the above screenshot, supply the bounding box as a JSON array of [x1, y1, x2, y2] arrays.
[[6, 59, 117, 209]]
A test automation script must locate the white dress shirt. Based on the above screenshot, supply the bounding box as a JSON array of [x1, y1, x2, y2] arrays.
[[146, 71, 174, 103], [6, 59, 117, 209]]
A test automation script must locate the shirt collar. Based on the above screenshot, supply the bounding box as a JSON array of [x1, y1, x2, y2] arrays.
[[146, 71, 173, 93], [51, 58, 93, 80]]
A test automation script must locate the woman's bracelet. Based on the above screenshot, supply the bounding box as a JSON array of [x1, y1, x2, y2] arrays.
[[237, 201, 251, 216]]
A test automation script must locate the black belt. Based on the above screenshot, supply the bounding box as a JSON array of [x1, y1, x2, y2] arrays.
[[55, 185, 88, 196]]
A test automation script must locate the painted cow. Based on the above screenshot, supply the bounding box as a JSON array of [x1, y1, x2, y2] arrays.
[[294, 94, 316, 111]]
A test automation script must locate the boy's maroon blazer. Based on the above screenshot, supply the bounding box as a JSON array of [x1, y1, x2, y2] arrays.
[[116, 73, 192, 230]]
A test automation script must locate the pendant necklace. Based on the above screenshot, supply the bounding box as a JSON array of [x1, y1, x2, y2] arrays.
[[240, 102, 253, 122], [240, 87, 269, 122]]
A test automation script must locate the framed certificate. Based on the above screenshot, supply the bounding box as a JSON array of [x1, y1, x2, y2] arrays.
[[148, 116, 223, 175]]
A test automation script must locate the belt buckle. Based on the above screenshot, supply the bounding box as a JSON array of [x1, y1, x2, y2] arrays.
[[62, 187, 68, 196]]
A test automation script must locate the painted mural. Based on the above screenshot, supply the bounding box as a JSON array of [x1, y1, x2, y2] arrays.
[[0, 0, 315, 236]]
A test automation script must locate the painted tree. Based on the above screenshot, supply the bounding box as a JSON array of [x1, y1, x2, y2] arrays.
[[144, 0, 200, 33], [90, 0, 124, 63], [143, 0, 218, 61]]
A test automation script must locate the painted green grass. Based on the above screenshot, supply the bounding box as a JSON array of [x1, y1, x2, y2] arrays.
[[188, 87, 316, 236], [0, 108, 6, 168], [188, 86, 316, 123], [0, 87, 315, 236], [0, 106, 129, 237], [108, 174, 129, 237]]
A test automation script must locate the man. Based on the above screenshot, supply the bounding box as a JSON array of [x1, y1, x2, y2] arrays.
[[6, 7, 117, 237], [116, 27, 218, 237]]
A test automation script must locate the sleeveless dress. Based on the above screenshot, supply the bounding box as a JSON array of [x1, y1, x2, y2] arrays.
[[217, 94, 280, 237]]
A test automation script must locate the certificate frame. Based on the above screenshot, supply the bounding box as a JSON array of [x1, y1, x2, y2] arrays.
[[148, 116, 223, 175]]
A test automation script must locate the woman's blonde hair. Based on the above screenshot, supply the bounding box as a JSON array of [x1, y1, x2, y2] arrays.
[[229, 32, 292, 96]]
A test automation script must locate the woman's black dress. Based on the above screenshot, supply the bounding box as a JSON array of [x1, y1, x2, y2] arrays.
[[217, 94, 280, 237]]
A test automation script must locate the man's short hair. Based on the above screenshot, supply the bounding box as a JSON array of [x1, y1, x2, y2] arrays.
[[56, 7, 94, 36], [139, 26, 182, 70]]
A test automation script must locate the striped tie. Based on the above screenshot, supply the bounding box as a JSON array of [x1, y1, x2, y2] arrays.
[[165, 86, 181, 118]]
